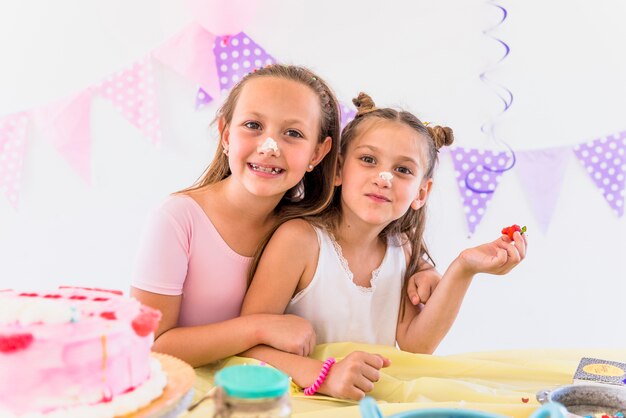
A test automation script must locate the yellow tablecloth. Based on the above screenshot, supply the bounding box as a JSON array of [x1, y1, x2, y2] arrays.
[[183, 343, 626, 418]]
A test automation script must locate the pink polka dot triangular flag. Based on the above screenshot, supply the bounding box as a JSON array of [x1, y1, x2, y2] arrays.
[[95, 56, 162, 145], [0, 112, 29, 209], [573, 131, 626, 217], [450, 147, 511, 235], [214, 32, 276, 93], [34, 90, 93, 183]]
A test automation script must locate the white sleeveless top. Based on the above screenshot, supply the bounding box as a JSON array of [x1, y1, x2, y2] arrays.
[[285, 226, 406, 346]]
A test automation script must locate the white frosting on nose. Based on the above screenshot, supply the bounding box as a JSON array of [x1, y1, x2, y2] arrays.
[[257, 137, 279, 155], [379, 171, 394, 181]]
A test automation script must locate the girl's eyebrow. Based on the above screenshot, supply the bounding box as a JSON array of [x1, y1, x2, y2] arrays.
[[242, 111, 310, 128], [354, 144, 420, 166]]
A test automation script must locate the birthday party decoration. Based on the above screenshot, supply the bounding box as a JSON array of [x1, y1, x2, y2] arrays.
[[153, 22, 220, 100], [479, 1, 513, 140], [573, 131, 626, 217], [34, 90, 93, 183], [214, 32, 276, 94], [340, 102, 356, 129], [1, 7, 626, 239], [448, 0, 517, 236], [95, 56, 162, 145], [451, 147, 510, 235], [0, 112, 28, 208], [515, 148, 570, 233]]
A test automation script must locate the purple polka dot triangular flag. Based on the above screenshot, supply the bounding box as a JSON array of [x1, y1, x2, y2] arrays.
[[340, 102, 356, 130], [450, 147, 511, 235], [213, 32, 276, 93], [0, 112, 29, 209], [573, 131, 626, 217], [195, 88, 213, 110]]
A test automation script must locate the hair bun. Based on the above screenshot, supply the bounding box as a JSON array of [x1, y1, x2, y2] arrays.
[[427, 125, 454, 150], [352, 92, 377, 117]]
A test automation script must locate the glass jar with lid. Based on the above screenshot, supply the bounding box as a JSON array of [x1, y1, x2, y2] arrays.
[[213, 365, 292, 418]]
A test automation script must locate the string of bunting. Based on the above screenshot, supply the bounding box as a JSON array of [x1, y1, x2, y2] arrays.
[[0, 12, 624, 236]]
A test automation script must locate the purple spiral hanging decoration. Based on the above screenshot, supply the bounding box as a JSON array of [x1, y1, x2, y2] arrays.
[[465, 0, 516, 194]]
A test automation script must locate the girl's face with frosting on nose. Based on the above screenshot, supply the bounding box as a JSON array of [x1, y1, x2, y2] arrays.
[[220, 76, 332, 200]]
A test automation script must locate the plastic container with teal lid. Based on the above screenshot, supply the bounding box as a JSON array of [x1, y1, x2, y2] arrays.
[[213, 365, 292, 418]]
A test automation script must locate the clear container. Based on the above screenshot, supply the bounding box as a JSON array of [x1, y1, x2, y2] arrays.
[[213, 365, 292, 418]]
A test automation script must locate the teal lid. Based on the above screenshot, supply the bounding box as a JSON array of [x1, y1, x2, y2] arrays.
[[215, 365, 290, 399]]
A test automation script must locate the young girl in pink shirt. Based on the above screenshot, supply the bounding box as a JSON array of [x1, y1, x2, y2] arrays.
[[130, 65, 341, 366], [241, 92, 527, 400]]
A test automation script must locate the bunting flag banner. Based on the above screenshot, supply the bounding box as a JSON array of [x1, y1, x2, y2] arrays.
[[573, 131, 626, 217], [95, 56, 162, 145], [34, 90, 93, 183], [515, 147, 570, 233], [0, 112, 29, 208], [340, 102, 356, 130], [214, 32, 276, 94], [450, 147, 511, 235], [195, 88, 213, 110], [153, 22, 219, 100]]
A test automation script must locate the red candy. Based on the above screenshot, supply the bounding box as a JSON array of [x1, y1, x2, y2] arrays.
[[131, 309, 161, 337], [100, 311, 117, 320], [501, 224, 527, 240], [0, 333, 34, 353]]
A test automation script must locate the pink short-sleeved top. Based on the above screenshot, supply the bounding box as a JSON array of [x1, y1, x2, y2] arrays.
[[131, 194, 252, 327]]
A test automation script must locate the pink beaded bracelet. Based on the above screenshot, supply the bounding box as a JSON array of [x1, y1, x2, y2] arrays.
[[303, 357, 336, 396]]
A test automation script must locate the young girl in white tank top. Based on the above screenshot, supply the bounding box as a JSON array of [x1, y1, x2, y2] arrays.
[[241, 92, 528, 401]]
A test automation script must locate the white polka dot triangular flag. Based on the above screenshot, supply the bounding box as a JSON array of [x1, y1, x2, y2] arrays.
[[95, 56, 162, 145], [573, 131, 626, 217], [450, 147, 511, 235], [34, 90, 93, 183], [0, 112, 29, 209]]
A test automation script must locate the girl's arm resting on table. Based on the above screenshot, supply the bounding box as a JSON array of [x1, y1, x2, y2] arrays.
[[396, 232, 527, 353], [131, 287, 316, 367], [241, 345, 390, 401]]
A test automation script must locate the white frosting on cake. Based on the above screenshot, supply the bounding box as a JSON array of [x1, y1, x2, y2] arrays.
[[0, 297, 77, 325]]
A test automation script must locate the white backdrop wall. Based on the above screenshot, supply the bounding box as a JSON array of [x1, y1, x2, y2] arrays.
[[1, 0, 625, 355]]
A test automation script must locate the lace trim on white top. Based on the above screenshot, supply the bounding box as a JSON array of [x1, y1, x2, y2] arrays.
[[328, 232, 384, 294]]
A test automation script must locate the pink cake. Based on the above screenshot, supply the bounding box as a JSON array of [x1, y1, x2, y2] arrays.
[[0, 287, 166, 417]]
